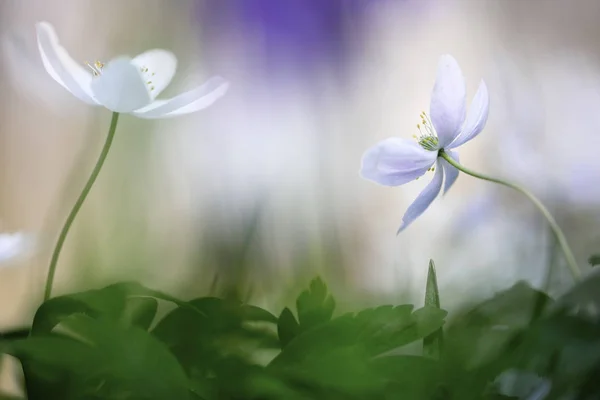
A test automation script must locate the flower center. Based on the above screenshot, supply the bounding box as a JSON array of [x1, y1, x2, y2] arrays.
[[139, 65, 156, 92], [84, 60, 157, 92], [413, 111, 439, 151], [85, 60, 105, 76]]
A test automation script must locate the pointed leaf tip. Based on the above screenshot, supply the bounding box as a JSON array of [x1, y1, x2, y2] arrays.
[[425, 259, 441, 309], [423, 259, 443, 358]]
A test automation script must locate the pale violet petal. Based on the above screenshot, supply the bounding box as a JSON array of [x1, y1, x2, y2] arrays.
[[360, 138, 438, 186], [429, 55, 466, 148], [91, 57, 152, 113], [131, 49, 177, 99], [35, 21, 97, 104], [447, 80, 490, 149], [397, 160, 444, 233], [132, 76, 229, 119], [441, 150, 459, 194]]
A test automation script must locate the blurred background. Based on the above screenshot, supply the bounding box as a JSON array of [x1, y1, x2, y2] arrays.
[[0, 0, 599, 334]]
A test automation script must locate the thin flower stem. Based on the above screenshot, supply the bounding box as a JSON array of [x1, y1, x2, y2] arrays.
[[439, 150, 581, 282], [44, 112, 120, 301]]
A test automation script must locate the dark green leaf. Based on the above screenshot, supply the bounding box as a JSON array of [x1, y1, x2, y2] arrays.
[[8, 336, 102, 399], [444, 281, 553, 372], [554, 268, 600, 312], [295, 277, 335, 332], [278, 307, 300, 348], [121, 297, 158, 331], [0, 394, 25, 400], [152, 297, 278, 376], [589, 254, 600, 266], [373, 355, 442, 399], [61, 314, 190, 399], [32, 281, 200, 336], [270, 305, 446, 368]]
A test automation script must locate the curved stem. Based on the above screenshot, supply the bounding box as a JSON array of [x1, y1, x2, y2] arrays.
[[44, 112, 120, 301], [439, 150, 581, 282]]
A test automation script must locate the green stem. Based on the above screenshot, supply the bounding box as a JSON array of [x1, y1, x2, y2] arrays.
[[439, 150, 581, 282], [44, 112, 120, 301]]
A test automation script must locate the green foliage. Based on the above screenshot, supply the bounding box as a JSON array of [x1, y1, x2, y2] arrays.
[[4, 264, 600, 399], [423, 259, 443, 359]]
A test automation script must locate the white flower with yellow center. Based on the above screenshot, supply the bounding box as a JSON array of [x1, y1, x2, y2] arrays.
[[361, 55, 489, 232], [36, 22, 229, 117]]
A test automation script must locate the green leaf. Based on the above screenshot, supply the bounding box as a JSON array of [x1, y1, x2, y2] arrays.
[[372, 355, 442, 399], [588, 254, 600, 266], [121, 297, 158, 331], [268, 303, 447, 394], [0, 395, 25, 400], [152, 297, 278, 375], [280, 345, 382, 394], [295, 277, 335, 332], [423, 259, 443, 359], [31, 281, 199, 336], [444, 281, 553, 370], [16, 314, 192, 400], [424, 260, 441, 309], [22, 282, 204, 399], [277, 307, 300, 348], [7, 336, 96, 376], [554, 268, 600, 312]]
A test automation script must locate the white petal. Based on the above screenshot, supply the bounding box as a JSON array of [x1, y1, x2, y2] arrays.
[[91, 57, 152, 113], [35, 21, 97, 105], [397, 160, 444, 233], [132, 76, 229, 119], [0, 232, 34, 264], [360, 138, 437, 186], [447, 80, 490, 149], [131, 49, 177, 99], [440, 150, 459, 194], [429, 55, 466, 148]]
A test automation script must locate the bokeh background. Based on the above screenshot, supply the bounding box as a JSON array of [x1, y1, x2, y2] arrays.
[[1, 0, 599, 334]]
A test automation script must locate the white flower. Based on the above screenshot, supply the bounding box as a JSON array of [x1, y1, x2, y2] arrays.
[[360, 55, 489, 232], [0, 232, 33, 264], [36, 22, 229, 118]]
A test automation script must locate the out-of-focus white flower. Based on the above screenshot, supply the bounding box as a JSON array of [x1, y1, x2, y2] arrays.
[[36, 22, 229, 117], [0, 232, 33, 264]]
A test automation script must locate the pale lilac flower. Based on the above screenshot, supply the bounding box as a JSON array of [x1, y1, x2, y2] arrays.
[[35, 22, 229, 118], [0, 232, 33, 264], [360, 55, 489, 232]]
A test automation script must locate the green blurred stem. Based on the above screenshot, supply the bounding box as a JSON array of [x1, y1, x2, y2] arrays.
[[44, 112, 120, 301], [439, 150, 581, 282]]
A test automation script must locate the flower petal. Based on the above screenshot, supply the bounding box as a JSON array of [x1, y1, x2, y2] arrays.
[[429, 55, 466, 148], [91, 57, 152, 113], [132, 76, 229, 119], [447, 80, 490, 149], [0, 232, 34, 264], [397, 160, 444, 233], [360, 138, 438, 186], [131, 49, 177, 99], [440, 150, 459, 194], [35, 21, 97, 104]]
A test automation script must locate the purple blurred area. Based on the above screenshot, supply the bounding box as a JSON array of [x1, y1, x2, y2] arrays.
[[195, 0, 384, 79]]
